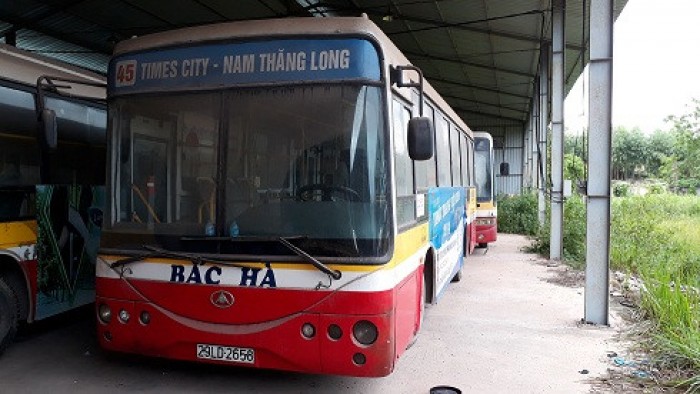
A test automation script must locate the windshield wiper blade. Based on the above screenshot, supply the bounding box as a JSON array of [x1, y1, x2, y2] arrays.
[[110, 252, 157, 268], [278, 237, 342, 280], [109, 245, 247, 269]]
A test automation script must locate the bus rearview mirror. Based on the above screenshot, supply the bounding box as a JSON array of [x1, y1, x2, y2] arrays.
[[408, 117, 433, 161], [41, 108, 58, 151]]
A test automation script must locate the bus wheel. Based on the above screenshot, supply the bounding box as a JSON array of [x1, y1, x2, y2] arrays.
[[451, 265, 463, 282], [0, 277, 19, 355], [478, 242, 488, 248]]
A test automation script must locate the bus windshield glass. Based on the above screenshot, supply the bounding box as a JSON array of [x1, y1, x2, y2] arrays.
[[107, 84, 390, 259], [475, 138, 492, 202]]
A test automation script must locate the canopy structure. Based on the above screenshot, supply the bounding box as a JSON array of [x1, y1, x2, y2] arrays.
[[0, 0, 627, 195]]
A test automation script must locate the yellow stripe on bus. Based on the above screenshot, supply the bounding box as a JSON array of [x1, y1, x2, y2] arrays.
[[477, 201, 496, 210], [0, 220, 38, 248], [101, 223, 430, 273]]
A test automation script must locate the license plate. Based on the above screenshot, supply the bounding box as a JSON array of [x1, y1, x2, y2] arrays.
[[196, 343, 255, 364]]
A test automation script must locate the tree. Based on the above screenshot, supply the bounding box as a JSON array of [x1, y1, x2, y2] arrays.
[[646, 129, 675, 176], [612, 126, 649, 180], [662, 99, 700, 190]]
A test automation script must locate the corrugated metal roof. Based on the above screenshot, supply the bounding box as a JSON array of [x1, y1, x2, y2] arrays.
[[0, 0, 628, 130]]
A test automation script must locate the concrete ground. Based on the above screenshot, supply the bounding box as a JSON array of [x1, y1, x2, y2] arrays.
[[389, 233, 626, 393], [0, 234, 628, 393]]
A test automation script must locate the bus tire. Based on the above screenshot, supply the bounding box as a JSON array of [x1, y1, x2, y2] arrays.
[[478, 242, 487, 248], [0, 277, 19, 355], [451, 265, 463, 282]]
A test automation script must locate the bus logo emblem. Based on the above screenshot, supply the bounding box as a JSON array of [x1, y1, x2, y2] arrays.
[[211, 290, 235, 308]]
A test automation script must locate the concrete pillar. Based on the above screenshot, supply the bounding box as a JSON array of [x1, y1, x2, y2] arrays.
[[585, 0, 613, 325], [550, 0, 565, 260]]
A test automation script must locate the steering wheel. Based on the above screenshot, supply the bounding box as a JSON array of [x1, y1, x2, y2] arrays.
[[296, 184, 360, 202]]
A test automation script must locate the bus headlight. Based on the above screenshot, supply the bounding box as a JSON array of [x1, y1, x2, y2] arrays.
[[352, 320, 378, 346], [301, 323, 316, 339], [139, 311, 151, 325], [98, 304, 112, 324], [118, 309, 130, 323]]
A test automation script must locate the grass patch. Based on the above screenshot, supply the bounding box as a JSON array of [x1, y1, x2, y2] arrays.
[[505, 192, 700, 389]]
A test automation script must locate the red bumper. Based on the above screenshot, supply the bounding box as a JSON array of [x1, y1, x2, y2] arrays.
[[96, 279, 397, 377], [476, 224, 497, 244]]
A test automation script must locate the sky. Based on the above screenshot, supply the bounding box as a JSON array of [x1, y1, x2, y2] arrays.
[[565, 0, 700, 134]]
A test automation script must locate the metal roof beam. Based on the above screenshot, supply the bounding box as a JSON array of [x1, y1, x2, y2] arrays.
[[452, 106, 525, 123], [0, 11, 110, 54], [406, 50, 533, 79], [383, 12, 584, 52], [442, 94, 529, 114], [429, 76, 530, 99]]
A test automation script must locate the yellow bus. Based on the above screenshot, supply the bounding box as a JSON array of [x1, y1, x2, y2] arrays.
[[474, 131, 497, 247], [0, 44, 105, 354]]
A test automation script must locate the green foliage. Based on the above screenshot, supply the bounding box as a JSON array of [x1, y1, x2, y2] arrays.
[[526, 195, 587, 268], [661, 99, 700, 190], [496, 193, 539, 236], [612, 181, 630, 197], [609, 194, 700, 388], [612, 126, 649, 180], [647, 130, 675, 176], [564, 153, 585, 184], [647, 182, 666, 194]]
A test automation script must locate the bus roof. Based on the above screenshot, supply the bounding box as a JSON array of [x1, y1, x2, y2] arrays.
[[0, 43, 105, 99], [474, 131, 493, 141], [113, 15, 471, 138]]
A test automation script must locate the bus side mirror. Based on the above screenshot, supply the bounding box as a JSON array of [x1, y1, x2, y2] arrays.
[[408, 117, 433, 161], [40, 109, 58, 151]]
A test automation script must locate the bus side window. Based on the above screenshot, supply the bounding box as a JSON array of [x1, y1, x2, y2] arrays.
[[392, 98, 415, 226], [435, 115, 451, 187]]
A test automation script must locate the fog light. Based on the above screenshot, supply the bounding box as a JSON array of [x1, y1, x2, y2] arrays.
[[328, 324, 342, 340], [118, 309, 130, 323], [352, 320, 378, 345], [139, 311, 151, 325], [352, 352, 366, 365], [301, 323, 316, 339], [98, 304, 112, 324]]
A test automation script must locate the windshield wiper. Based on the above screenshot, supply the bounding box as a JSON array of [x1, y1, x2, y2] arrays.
[[278, 237, 342, 280], [109, 245, 247, 269], [109, 239, 341, 281]]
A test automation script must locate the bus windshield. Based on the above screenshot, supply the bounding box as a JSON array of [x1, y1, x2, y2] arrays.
[[475, 138, 492, 202], [106, 84, 390, 259]]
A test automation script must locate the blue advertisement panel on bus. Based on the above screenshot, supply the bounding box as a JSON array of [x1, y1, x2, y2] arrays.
[[109, 38, 381, 95], [428, 187, 465, 300]]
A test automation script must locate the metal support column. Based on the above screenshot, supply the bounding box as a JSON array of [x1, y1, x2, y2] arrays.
[[532, 84, 540, 193], [585, 0, 613, 325], [538, 44, 549, 225], [523, 117, 532, 188], [550, 0, 565, 260]]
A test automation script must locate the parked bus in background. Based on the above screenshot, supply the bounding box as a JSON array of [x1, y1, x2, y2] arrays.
[[474, 131, 497, 247], [96, 15, 475, 377], [0, 44, 106, 354]]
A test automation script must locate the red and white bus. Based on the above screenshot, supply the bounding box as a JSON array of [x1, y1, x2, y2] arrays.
[[474, 132, 497, 247], [96, 15, 476, 377], [0, 44, 105, 354]]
